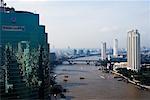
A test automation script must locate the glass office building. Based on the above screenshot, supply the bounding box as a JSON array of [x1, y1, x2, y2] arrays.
[[0, 4, 50, 99]]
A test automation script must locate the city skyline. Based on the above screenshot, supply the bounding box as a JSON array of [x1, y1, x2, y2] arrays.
[[1, 1, 150, 99], [5, 0, 150, 48]]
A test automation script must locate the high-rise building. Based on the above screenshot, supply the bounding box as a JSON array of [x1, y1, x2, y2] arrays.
[[101, 42, 107, 60], [0, 1, 50, 99], [73, 49, 77, 55], [127, 29, 141, 72], [113, 39, 118, 57]]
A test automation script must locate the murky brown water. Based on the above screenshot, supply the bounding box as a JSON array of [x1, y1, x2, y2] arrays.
[[54, 64, 150, 100]]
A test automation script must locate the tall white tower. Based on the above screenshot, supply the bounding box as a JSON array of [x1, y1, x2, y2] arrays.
[[127, 29, 140, 72], [101, 42, 106, 60], [113, 39, 118, 57]]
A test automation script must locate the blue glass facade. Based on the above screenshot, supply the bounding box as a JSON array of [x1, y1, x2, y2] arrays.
[[0, 7, 50, 99]]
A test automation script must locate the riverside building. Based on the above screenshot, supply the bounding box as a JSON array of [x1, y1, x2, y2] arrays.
[[127, 29, 141, 72], [101, 42, 107, 60], [0, 1, 50, 99], [113, 39, 118, 57]]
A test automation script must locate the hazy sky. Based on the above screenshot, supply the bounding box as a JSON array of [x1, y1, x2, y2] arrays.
[[5, 0, 150, 48]]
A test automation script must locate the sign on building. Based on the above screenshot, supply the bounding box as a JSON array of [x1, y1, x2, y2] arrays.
[[1, 25, 25, 31]]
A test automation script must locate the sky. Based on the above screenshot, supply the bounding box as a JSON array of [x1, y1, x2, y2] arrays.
[[5, 0, 150, 49]]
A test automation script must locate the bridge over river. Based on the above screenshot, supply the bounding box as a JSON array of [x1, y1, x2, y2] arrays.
[[65, 56, 100, 65]]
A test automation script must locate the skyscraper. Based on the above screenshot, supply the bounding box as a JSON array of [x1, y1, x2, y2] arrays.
[[113, 39, 118, 57], [101, 42, 107, 60], [0, 1, 50, 99], [127, 29, 141, 72]]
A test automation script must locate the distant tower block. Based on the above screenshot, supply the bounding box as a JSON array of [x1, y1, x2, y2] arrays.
[[113, 39, 118, 57], [101, 42, 107, 60]]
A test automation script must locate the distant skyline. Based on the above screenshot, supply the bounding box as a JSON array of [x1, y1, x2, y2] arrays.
[[5, 0, 150, 48]]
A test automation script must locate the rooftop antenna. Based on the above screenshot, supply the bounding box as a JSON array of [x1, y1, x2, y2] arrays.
[[0, 0, 4, 7]]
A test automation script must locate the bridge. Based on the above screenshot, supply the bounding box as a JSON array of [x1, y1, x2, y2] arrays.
[[66, 58, 100, 65]]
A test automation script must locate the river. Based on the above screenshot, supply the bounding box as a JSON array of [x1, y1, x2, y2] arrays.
[[54, 57, 150, 100]]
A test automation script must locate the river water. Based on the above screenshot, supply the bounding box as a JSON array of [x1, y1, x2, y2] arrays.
[[54, 57, 150, 100]]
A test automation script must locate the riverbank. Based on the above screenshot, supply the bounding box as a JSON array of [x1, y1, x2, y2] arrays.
[[111, 70, 150, 91]]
